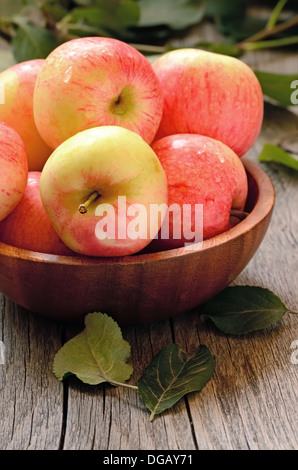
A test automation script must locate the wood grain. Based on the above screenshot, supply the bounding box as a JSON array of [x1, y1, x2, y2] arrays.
[[0, 298, 64, 449], [0, 26, 297, 450]]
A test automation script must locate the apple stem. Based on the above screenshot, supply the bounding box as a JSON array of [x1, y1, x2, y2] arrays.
[[79, 191, 100, 214], [230, 209, 250, 220]]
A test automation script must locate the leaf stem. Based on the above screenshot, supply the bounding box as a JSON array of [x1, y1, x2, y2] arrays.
[[109, 380, 138, 390], [266, 0, 289, 29], [237, 14, 298, 49], [243, 35, 298, 51]]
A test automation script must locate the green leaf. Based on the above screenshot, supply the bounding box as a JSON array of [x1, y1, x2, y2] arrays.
[[59, 7, 112, 34], [138, 0, 205, 30], [73, 0, 94, 5], [254, 70, 298, 106], [40, 0, 69, 22], [258, 143, 298, 171], [59, 1, 140, 38], [138, 344, 214, 421], [218, 15, 268, 41], [118, 0, 140, 27], [205, 0, 246, 18], [53, 312, 133, 386], [201, 286, 288, 335], [12, 18, 60, 62]]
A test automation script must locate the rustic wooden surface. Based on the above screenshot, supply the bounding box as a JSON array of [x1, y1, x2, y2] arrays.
[[0, 24, 298, 450]]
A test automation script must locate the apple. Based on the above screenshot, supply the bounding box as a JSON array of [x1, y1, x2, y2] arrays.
[[152, 49, 264, 157], [39, 126, 168, 257], [0, 171, 74, 255], [0, 59, 52, 171], [33, 37, 164, 151], [150, 134, 248, 250], [0, 122, 28, 222]]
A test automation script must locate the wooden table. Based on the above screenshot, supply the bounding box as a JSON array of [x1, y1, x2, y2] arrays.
[[0, 31, 297, 451]]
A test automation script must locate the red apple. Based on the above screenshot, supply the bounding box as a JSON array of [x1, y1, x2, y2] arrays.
[[152, 49, 263, 157], [33, 37, 164, 150], [0, 122, 28, 221], [150, 134, 248, 250], [0, 60, 52, 171], [0, 172, 74, 255]]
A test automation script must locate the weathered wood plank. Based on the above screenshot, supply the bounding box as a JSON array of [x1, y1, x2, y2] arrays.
[[62, 321, 198, 450], [0, 299, 64, 449]]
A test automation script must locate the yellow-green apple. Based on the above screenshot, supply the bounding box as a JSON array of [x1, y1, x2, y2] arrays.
[[33, 37, 163, 150], [152, 49, 263, 157], [40, 126, 168, 257], [0, 60, 52, 170], [0, 122, 28, 221], [150, 134, 248, 250], [0, 172, 74, 255]]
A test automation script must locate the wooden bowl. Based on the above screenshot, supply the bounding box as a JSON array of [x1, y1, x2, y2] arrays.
[[0, 157, 274, 325]]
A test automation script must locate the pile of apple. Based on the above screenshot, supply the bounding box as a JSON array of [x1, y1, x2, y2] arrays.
[[0, 37, 263, 257]]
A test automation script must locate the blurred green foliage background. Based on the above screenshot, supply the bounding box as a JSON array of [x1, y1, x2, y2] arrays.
[[0, 0, 297, 63]]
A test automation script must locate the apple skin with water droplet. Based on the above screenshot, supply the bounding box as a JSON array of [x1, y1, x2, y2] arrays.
[[33, 37, 164, 151], [149, 134, 248, 250]]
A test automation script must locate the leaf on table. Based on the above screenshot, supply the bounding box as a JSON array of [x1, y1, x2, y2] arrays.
[[254, 71, 298, 107], [137, 344, 214, 421], [12, 18, 61, 62], [258, 142, 298, 171], [53, 312, 133, 386], [137, 0, 205, 30], [201, 286, 288, 335]]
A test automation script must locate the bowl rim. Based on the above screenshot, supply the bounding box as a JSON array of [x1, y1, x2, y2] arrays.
[[0, 156, 275, 266]]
